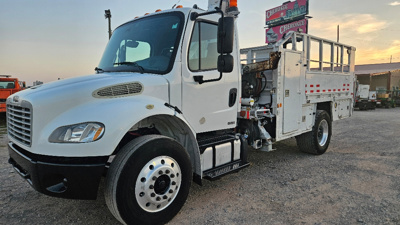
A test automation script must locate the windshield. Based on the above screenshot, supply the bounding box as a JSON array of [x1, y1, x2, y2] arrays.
[[0, 81, 15, 89], [98, 12, 184, 74]]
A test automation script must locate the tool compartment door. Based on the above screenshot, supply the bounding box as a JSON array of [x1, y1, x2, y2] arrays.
[[282, 51, 302, 133]]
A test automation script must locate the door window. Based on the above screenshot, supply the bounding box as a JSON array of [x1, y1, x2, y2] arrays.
[[188, 22, 218, 71]]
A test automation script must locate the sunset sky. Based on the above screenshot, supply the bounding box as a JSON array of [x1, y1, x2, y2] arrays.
[[1, 0, 399, 85]]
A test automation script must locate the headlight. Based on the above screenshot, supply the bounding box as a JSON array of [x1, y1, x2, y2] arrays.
[[49, 122, 105, 143]]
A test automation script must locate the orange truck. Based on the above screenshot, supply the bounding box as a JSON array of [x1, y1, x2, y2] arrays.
[[0, 75, 26, 112]]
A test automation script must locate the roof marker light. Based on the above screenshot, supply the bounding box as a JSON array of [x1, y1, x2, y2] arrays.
[[176, 5, 183, 8], [155, 9, 162, 12], [229, 0, 238, 7]]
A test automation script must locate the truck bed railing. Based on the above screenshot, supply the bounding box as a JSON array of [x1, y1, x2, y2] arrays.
[[241, 31, 356, 75], [277, 31, 356, 74]]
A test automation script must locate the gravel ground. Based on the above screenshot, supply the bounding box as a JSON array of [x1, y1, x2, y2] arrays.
[[1, 108, 399, 225]]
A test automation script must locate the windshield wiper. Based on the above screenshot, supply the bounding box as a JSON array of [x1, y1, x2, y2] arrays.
[[94, 67, 104, 73], [113, 62, 145, 74]]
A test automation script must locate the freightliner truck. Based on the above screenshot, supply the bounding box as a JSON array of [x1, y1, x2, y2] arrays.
[[7, 0, 356, 224]]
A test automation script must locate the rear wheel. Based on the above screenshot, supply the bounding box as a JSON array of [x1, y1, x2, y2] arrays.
[[362, 103, 368, 110], [105, 135, 192, 225], [296, 110, 332, 155]]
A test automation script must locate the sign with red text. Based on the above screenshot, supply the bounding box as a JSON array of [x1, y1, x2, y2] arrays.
[[266, 19, 307, 43], [266, 0, 309, 27]]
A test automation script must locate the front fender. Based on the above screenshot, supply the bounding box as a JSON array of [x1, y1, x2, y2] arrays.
[[35, 96, 194, 157]]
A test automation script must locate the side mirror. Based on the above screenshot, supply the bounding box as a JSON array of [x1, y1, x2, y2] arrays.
[[218, 55, 234, 73], [217, 17, 234, 54]]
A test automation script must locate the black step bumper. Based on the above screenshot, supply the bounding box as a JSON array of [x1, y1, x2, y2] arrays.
[[8, 142, 108, 200]]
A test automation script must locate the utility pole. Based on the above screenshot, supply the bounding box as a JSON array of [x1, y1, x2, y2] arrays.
[[105, 9, 112, 40], [337, 25, 339, 65], [390, 55, 392, 63]]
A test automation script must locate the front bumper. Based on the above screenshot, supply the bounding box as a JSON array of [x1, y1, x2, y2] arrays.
[[8, 142, 109, 200]]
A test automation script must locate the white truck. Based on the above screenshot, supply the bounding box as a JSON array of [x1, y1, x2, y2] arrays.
[[355, 84, 377, 110], [7, 1, 355, 224]]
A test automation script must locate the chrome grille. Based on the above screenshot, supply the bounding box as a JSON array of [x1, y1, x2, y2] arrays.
[[7, 104, 32, 147], [93, 82, 143, 98]]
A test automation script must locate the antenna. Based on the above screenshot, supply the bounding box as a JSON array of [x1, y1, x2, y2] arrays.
[[172, 0, 182, 9], [104, 9, 112, 40]]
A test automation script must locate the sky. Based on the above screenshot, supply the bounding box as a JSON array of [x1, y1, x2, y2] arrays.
[[1, 0, 400, 85]]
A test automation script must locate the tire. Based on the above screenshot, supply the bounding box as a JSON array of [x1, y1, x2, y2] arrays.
[[105, 135, 192, 225], [296, 110, 332, 155], [385, 102, 389, 108]]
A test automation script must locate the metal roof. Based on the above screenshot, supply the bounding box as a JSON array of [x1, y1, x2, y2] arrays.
[[355, 62, 400, 75]]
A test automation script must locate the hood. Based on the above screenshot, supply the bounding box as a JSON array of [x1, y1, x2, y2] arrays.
[[11, 72, 169, 103], [8, 73, 170, 129]]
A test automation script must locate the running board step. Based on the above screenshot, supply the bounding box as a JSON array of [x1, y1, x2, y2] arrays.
[[203, 161, 250, 180]]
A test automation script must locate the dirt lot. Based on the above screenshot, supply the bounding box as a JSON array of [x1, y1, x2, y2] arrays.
[[1, 108, 399, 225]]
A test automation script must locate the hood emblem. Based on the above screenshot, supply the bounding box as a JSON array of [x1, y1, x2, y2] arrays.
[[13, 96, 20, 103]]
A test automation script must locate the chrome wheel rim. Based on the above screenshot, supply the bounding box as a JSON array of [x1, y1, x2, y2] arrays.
[[135, 156, 181, 212], [317, 120, 329, 146]]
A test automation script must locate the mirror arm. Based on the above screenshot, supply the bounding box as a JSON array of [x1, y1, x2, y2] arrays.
[[193, 72, 223, 85], [190, 8, 224, 21]]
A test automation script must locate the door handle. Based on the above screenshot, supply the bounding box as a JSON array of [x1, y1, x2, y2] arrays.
[[229, 88, 237, 107]]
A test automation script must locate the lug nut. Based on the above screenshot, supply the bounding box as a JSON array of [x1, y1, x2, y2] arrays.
[[156, 197, 161, 201], [151, 193, 156, 197], [159, 170, 163, 175], [149, 185, 154, 189], [172, 181, 176, 185], [139, 192, 145, 197], [166, 170, 170, 174], [163, 195, 168, 199], [170, 174, 175, 178], [169, 189, 173, 193], [152, 176, 157, 181]]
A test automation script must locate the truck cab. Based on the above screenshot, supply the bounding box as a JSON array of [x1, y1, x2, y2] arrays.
[[0, 75, 25, 112]]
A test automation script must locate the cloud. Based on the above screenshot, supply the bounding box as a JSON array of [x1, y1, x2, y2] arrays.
[[310, 13, 388, 37], [356, 40, 400, 64], [308, 13, 395, 64], [389, 1, 400, 6]]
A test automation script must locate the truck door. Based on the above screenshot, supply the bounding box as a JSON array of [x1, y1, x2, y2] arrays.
[[181, 18, 238, 133], [282, 51, 302, 133]]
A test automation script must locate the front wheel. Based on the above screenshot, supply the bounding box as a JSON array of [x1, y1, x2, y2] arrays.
[[105, 135, 192, 225], [296, 110, 332, 155]]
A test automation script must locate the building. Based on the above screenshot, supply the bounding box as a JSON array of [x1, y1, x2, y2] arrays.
[[355, 62, 400, 91], [33, 80, 43, 86]]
